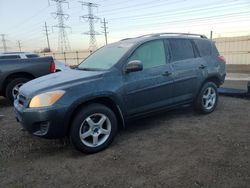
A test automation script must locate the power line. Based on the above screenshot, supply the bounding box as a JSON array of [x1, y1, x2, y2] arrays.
[[0, 34, 8, 52], [101, 18, 108, 45], [119, 18, 250, 35], [4, 5, 51, 32], [111, 11, 250, 31], [100, 0, 178, 14], [107, 1, 249, 21], [80, 1, 100, 51], [51, 0, 71, 52]]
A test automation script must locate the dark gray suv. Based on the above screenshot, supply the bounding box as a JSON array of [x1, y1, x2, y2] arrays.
[[14, 33, 226, 153]]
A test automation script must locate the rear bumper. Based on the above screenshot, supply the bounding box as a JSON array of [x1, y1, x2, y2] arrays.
[[220, 73, 226, 85], [14, 100, 69, 138]]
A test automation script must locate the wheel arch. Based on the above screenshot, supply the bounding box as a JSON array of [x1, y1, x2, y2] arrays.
[[202, 75, 222, 88], [66, 96, 126, 134], [2, 72, 35, 96], [195, 75, 221, 100]]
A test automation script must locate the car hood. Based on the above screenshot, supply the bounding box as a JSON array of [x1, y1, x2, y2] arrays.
[[20, 69, 104, 97]]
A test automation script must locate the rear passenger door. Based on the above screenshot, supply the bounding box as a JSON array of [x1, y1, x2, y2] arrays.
[[193, 39, 211, 75], [167, 38, 203, 102]]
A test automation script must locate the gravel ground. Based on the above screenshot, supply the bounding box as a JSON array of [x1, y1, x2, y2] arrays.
[[0, 95, 250, 188]]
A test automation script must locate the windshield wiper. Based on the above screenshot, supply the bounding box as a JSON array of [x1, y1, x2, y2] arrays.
[[76, 67, 106, 71]]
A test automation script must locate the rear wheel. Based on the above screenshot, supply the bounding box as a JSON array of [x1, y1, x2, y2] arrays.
[[5, 78, 30, 102], [70, 104, 118, 154], [195, 82, 218, 114]]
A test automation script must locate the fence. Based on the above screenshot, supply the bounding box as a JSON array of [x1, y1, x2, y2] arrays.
[[38, 50, 91, 66], [213, 35, 250, 65]]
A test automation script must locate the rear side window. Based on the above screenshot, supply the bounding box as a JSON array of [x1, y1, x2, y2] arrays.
[[194, 39, 212, 57], [129, 40, 166, 69], [26, 54, 39, 58], [211, 42, 219, 56], [0, 55, 20, 59], [169, 39, 195, 62]]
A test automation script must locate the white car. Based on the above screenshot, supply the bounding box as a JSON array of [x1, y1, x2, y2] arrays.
[[54, 60, 71, 72], [0, 52, 70, 72]]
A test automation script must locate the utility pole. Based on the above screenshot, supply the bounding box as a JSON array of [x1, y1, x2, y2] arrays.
[[0, 34, 8, 52], [210, 30, 213, 40], [17, 40, 22, 52], [101, 18, 108, 45], [80, 1, 100, 51], [44, 22, 51, 51], [51, 0, 71, 52]]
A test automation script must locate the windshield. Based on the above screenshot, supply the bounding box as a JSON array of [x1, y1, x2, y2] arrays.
[[78, 44, 131, 70]]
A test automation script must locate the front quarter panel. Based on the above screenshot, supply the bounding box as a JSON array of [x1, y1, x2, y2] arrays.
[[60, 70, 126, 126]]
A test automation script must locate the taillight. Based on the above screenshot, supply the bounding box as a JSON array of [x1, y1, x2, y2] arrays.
[[218, 55, 226, 64], [50, 60, 56, 73]]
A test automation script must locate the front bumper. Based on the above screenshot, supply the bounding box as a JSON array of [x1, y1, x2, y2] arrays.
[[14, 100, 69, 138]]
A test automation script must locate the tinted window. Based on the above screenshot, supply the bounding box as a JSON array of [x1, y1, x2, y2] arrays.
[[0, 55, 20, 59], [169, 39, 195, 61], [211, 42, 219, 56], [26, 54, 39, 58], [129, 40, 166, 69], [194, 39, 212, 57]]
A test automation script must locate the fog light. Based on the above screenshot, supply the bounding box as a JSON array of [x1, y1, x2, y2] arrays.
[[33, 122, 50, 136]]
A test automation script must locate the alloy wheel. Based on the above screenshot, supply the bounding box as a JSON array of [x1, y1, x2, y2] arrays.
[[202, 87, 217, 110], [79, 113, 111, 147], [12, 83, 23, 100]]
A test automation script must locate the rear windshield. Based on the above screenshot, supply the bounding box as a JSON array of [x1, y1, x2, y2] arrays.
[[194, 39, 212, 57]]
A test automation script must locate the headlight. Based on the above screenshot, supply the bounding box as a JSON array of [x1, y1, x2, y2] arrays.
[[29, 90, 65, 108]]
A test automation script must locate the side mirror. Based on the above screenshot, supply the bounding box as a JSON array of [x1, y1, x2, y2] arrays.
[[125, 60, 143, 73]]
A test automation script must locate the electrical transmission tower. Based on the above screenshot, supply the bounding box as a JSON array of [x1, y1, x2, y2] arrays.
[[51, 0, 71, 52], [80, 1, 100, 51], [0, 34, 8, 52]]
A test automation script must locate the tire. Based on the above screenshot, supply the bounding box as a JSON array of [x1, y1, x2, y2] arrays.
[[195, 82, 218, 114], [5, 78, 30, 102], [70, 103, 118, 154]]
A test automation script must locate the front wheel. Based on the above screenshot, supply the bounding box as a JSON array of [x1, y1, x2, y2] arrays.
[[5, 78, 30, 102], [195, 82, 218, 114], [70, 104, 118, 154]]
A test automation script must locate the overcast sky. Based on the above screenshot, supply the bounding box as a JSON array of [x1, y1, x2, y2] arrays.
[[0, 0, 250, 51]]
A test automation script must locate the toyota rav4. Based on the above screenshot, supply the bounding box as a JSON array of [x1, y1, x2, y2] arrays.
[[14, 33, 226, 153]]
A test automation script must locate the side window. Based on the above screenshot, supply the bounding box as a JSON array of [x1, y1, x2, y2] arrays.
[[211, 42, 219, 56], [194, 39, 212, 57], [169, 39, 195, 62], [26, 54, 39, 58], [0, 55, 20, 59], [128, 40, 166, 69]]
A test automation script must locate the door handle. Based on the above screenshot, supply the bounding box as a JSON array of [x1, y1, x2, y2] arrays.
[[199, 64, 207, 69], [162, 71, 172, 77]]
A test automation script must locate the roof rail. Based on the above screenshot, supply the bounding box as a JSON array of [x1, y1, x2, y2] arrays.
[[119, 33, 207, 42], [155, 33, 207, 38], [139, 33, 208, 39]]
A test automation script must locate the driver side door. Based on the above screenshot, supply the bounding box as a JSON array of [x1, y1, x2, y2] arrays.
[[122, 40, 174, 117]]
